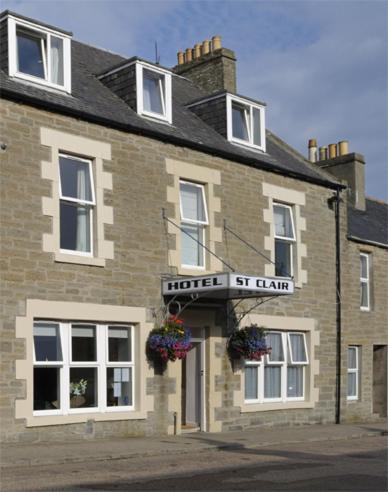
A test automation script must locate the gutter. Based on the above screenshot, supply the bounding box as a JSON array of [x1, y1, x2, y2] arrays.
[[347, 235, 388, 250], [1, 88, 345, 191]]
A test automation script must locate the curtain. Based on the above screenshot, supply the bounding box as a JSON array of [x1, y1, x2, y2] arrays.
[[267, 333, 283, 361], [245, 366, 258, 400], [180, 183, 205, 222], [274, 206, 294, 238], [76, 167, 89, 252], [287, 366, 303, 397], [347, 373, 357, 397], [264, 366, 281, 398], [181, 224, 202, 266], [50, 36, 64, 85], [289, 334, 306, 362], [232, 104, 249, 141], [143, 71, 163, 114]]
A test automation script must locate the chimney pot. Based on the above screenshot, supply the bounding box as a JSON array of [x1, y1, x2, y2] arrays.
[[193, 43, 201, 59], [202, 40, 211, 55], [185, 48, 193, 63], [338, 140, 349, 156], [319, 146, 328, 161], [328, 143, 337, 159], [308, 139, 318, 162], [177, 50, 184, 65], [212, 35, 222, 51]]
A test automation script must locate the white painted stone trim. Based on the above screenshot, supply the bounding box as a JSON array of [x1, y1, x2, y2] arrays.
[[166, 158, 222, 275], [262, 182, 307, 287], [40, 127, 114, 267], [15, 300, 154, 427]]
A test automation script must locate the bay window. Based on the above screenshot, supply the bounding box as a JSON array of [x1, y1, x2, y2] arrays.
[[33, 321, 134, 415], [245, 331, 308, 403], [179, 181, 209, 268], [59, 154, 95, 256], [273, 203, 295, 278]]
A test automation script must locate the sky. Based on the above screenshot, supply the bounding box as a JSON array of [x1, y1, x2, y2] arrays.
[[3, 0, 387, 201]]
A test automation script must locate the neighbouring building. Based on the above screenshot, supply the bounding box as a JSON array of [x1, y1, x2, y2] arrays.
[[0, 10, 386, 443]]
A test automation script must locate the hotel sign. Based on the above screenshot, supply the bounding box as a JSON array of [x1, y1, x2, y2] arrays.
[[162, 273, 294, 300]]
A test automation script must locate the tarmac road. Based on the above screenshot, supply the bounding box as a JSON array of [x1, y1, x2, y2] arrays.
[[1, 435, 387, 491]]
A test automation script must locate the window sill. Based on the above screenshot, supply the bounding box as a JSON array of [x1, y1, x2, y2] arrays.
[[54, 252, 106, 267], [241, 400, 314, 413], [26, 408, 147, 427]]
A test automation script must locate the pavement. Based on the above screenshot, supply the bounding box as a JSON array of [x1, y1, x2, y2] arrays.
[[1, 420, 387, 469]]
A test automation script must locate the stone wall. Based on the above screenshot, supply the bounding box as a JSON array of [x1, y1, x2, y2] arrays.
[[1, 98, 385, 442]]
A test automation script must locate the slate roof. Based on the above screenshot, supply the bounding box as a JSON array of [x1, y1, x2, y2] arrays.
[[0, 12, 341, 190], [348, 199, 388, 248]]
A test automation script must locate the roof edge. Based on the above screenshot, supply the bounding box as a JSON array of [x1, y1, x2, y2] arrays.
[[347, 235, 388, 250]]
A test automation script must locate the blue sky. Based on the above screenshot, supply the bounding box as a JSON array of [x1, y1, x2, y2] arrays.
[[4, 0, 387, 201]]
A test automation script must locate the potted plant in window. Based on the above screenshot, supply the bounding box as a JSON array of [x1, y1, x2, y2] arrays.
[[146, 316, 192, 373], [70, 378, 88, 407], [227, 324, 271, 361]]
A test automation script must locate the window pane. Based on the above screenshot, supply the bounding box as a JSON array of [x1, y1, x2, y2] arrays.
[[34, 322, 62, 362], [143, 69, 164, 114], [347, 347, 357, 369], [34, 367, 60, 410], [108, 327, 132, 362], [72, 325, 96, 361], [287, 366, 303, 397], [180, 183, 206, 222], [347, 372, 357, 397], [252, 107, 261, 146], [70, 367, 97, 408], [17, 29, 45, 78], [60, 202, 91, 252], [50, 36, 64, 85], [59, 156, 93, 202], [275, 239, 292, 277], [360, 282, 369, 308], [107, 368, 132, 407], [181, 224, 204, 267], [289, 334, 307, 362], [267, 333, 284, 362], [245, 366, 258, 400], [264, 366, 281, 398], [274, 205, 294, 239], [360, 255, 368, 278], [232, 103, 249, 141]]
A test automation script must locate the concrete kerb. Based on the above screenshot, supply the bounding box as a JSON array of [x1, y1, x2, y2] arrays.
[[0, 422, 386, 469]]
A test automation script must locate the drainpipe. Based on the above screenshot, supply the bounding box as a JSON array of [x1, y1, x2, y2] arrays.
[[334, 187, 342, 424]]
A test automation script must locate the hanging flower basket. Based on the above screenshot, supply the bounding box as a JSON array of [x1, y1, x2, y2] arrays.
[[146, 316, 192, 366], [227, 324, 271, 361]]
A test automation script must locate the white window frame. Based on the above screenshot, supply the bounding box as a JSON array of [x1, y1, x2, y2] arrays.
[[244, 331, 308, 404], [58, 153, 96, 258], [273, 202, 296, 279], [33, 321, 135, 417], [179, 180, 209, 270], [6, 13, 72, 93], [226, 93, 266, 152], [360, 253, 370, 311], [347, 346, 359, 401], [135, 61, 172, 124]]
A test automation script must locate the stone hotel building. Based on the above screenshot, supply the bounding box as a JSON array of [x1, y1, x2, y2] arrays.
[[0, 10, 387, 442]]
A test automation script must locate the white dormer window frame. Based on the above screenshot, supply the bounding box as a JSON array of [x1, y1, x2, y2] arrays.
[[226, 94, 266, 152], [6, 13, 71, 93], [135, 61, 172, 124]]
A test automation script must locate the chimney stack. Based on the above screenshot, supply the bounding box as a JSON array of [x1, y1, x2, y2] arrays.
[[314, 139, 366, 211], [173, 35, 237, 94]]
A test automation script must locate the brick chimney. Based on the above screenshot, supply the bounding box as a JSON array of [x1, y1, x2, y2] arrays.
[[311, 140, 366, 210], [173, 36, 237, 94]]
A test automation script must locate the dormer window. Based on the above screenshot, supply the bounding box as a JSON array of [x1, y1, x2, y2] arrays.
[[226, 94, 265, 151], [6, 13, 71, 92], [136, 62, 172, 123]]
